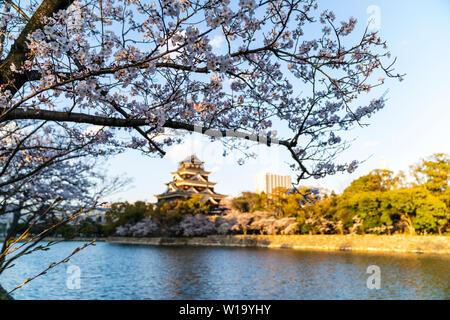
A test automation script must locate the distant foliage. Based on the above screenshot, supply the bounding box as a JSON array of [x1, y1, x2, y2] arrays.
[[226, 155, 449, 236], [157, 196, 210, 217], [126, 218, 159, 237], [411, 153, 450, 209], [334, 156, 450, 235], [104, 201, 154, 236], [107, 154, 449, 237], [179, 215, 216, 237]]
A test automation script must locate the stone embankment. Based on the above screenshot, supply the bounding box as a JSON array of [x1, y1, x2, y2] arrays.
[[2, 235, 447, 254], [106, 234, 450, 254]]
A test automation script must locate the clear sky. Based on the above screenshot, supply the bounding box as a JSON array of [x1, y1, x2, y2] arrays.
[[102, 0, 450, 203]]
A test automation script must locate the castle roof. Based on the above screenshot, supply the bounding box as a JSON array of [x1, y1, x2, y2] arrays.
[[180, 154, 203, 165]]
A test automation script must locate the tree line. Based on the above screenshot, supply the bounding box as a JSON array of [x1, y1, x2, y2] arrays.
[[67, 153, 448, 238], [231, 153, 449, 235]]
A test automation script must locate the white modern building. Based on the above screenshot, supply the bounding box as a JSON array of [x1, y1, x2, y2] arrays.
[[73, 207, 110, 225], [53, 206, 110, 225], [255, 173, 292, 194]]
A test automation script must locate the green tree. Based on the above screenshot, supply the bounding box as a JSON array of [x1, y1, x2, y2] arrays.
[[343, 169, 398, 193], [231, 192, 257, 212], [335, 191, 393, 234], [335, 169, 407, 234], [231, 192, 269, 213], [77, 218, 104, 237], [384, 188, 449, 235], [151, 196, 210, 229], [103, 201, 153, 236], [412, 153, 450, 209]]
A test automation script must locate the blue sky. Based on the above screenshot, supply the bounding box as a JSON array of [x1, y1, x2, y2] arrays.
[[102, 0, 450, 203]]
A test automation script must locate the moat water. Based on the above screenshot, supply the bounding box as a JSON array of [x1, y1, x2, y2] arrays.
[[1, 241, 449, 299]]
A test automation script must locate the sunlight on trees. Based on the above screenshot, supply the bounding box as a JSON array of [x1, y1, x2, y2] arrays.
[[107, 154, 449, 237]]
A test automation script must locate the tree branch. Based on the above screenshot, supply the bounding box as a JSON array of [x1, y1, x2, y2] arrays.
[[0, 0, 74, 95], [1, 107, 290, 147]]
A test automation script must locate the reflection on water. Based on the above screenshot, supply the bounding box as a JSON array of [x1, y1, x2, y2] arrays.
[[1, 242, 449, 300]]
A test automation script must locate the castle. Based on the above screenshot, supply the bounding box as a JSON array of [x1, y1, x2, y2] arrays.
[[155, 155, 225, 209]]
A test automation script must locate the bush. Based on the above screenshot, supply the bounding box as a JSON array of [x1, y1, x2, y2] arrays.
[[115, 217, 158, 237], [179, 215, 216, 237]]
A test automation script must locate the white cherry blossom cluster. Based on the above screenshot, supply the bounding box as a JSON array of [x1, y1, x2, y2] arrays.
[[1, 0, 402, 182]]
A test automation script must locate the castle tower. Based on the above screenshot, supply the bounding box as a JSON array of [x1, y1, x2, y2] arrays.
[[155, 155, 225, 209]]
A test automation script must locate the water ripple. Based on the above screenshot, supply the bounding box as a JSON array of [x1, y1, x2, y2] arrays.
[[1, 242, 449, 300]]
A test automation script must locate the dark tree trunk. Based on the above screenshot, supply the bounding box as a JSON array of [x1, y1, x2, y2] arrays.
[[0, 284, 13, 300]]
